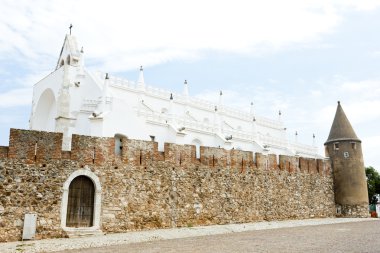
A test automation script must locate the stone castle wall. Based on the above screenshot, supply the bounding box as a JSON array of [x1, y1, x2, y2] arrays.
[[0, 129, 335, 242]]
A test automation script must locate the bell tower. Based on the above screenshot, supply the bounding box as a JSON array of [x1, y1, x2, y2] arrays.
[[325, 101, 368, 217]]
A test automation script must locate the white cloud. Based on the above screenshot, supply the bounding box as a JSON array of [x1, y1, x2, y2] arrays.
[[2, 0, 378, 74], [0, 88, 32, 108], [340, 80, 380, 98]]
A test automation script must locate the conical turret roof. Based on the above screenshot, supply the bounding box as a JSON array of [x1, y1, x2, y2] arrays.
[[325, 101, 360, 145]]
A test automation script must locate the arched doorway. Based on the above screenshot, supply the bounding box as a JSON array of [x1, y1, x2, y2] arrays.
[[66, 176, 95, 227]]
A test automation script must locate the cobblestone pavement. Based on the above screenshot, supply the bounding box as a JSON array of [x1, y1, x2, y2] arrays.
[[56, 220, 380, 253], [1, 218, 378, 253]]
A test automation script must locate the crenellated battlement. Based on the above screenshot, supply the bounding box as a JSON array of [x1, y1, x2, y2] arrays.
[[0, 128, 335, 243], [2, 128, 331, 176]]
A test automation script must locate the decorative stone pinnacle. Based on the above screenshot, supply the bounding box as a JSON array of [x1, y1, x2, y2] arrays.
[[170, 93, 173, 100], [105, 73, 109, 80], [295, 131, 298, 136], [279, 110, 282, 116], [338, 101, 340, 105], [140, 66, 143, 71], [220, 90, 223, 96], [313, 133, 315, 139], [184, 80, 187, 84], [215, 106, 218, 112], [80, 46, 84, 53]]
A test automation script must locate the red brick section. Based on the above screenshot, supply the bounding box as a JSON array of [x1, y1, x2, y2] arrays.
[[0, 146, 8, 158], [200, 146, 229, 167], [299, 157, 309, 173], [61, 151, 71, 159], [70, 134, 115, 166], [308, 159, 318, 174], [3, 128, 330, 175], [8, 128, 62, 163], [267, 154, 278, 170], [255, 153, 266, 169], [279, 155, 298, 172], [123, 139, 157, 166], [164, 143, 194, 166], [230, 149, 254, 172]]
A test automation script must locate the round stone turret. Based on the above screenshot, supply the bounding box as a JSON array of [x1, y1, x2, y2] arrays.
[[324, 101, 368, 217]]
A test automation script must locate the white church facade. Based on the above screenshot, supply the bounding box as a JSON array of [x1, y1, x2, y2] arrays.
[[29, 34, 319, 158]]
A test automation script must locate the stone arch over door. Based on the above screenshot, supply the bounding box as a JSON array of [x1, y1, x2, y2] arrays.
[[61, 169, 102, 231]]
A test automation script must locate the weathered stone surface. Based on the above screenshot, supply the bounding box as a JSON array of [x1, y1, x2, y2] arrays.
[[0, 129, 336, 242]]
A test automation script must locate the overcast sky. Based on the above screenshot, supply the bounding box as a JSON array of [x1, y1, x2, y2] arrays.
[[1, 0, 379, 170]]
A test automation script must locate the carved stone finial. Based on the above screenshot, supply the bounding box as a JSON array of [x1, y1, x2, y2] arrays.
[[295, 131, 298, 136], [279, 110, 282, 116], [184, 80, 187, 84], [80, 46, 84, 53], [140, 66, 143, 71], [170, 93, 173, 100], [220, 90, 223, 96], [105, 73, 109, 80]]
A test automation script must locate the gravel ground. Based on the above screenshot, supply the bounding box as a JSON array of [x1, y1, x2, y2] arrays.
[[0, 218, 376, 253]]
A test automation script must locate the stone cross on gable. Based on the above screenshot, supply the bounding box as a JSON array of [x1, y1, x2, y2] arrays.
[[69, 24, 73, 35]]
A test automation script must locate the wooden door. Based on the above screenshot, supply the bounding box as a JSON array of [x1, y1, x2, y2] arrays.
[[66, 176, 95, 227]]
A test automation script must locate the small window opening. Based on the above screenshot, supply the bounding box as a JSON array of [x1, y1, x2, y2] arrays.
[[92, 147, 96, 164], [114, 134, 126, 156], [334, 142, 339, 150], [139, 150, 142, 165], [34, 142, 38, 162], [212, 155, 215, 167], [351, 142, 356, 150]]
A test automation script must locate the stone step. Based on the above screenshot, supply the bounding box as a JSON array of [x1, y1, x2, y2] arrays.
[[66, 229, 104, 238]]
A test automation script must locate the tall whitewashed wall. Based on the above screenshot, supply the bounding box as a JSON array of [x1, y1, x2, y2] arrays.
[[30, 34, 319, 158]]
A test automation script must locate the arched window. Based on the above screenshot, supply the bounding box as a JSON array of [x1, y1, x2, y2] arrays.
[[67, 55, 71, 65]]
